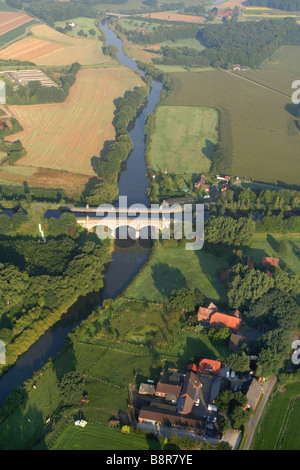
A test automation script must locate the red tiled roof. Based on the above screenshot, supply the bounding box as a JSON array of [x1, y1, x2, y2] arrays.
[[187, 363, 198, 373], [197, 302, 218, 321], [198, 359, 221, 376], [210, 312, 241, 331], [262, 257, 279, 267]]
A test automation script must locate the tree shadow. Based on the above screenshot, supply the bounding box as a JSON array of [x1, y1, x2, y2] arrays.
[[202, 139, 214, 160], [51, 339, 78, 385], [266, 234, 279, 253], [151, 263, 187, 298]]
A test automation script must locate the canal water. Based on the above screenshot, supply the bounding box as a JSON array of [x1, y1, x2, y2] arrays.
[[0, 20, 162, 407]]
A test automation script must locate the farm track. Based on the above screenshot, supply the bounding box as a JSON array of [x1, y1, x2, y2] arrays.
[[220, 67, 291, 99]]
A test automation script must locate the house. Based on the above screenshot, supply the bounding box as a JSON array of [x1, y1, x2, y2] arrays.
[[262, 257, 279, 267], [177, 371, 202, 415], [194, 174, 211, 192], [246, 378, 262, 409], [138, 406, 204, 431], [139, 383, 156, 395], [155, 377, 182, 402], [217, 10, 232, 17], [232, 64, 241, 71], [209, 312, 241, 332], [197, 302, 218, 321], [198, 359, 221, 377]]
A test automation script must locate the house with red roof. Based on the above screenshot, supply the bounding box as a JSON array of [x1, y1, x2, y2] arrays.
[[198, 359, 221, 376], [209, 312, 241, 332], [262, 257, 279, 267], [197, 302, 218, 321]]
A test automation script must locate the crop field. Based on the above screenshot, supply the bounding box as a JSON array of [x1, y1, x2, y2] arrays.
[[238, 46, 300, 96], [253, 381, 300, 450], [165, 70, 300, 185], [0, 24, 110, 66], [141, 11, 205, 22], [7, 67, 144, 176], [0, 12, 32, 36], [149, 105, 218, 174]]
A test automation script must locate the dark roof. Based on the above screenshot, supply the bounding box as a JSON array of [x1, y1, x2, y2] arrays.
[[177, 372, 201, 414], [139, 406, 204, 430], [246, 378, 262, 409], [156, 379, 182, 397]]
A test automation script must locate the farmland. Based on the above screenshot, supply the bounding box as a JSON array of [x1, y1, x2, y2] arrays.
[[6, 67, 144, 176], [164, 70, 300, 185], [252, 381, 300, 450], [0, 12, 33, 36], [238, 45, 300, 96], [0, 24, 110, 66], [148, 105, 218, 174], [140, 12, 205, 23]]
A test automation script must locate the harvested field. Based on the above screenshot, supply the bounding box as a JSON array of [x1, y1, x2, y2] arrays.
[[165, 70, 300, 185], [0, 165, 93, 197], [6, 67, 144, 176], [0, 12, 32, 36], [141, 11, 204, 22], [0, 24, 110, 66]]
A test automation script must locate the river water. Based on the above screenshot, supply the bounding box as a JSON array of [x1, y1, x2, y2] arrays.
[[0, 21, 162, 407]]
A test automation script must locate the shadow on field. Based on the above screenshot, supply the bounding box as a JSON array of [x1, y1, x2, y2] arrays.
[[151, 263, 187, 298]]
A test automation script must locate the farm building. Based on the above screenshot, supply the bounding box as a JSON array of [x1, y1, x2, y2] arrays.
[[262, 257, 279, 267], [197, 301, 218, 321], [138, 406, 205, 431], [155, 376, 182, 402], [209, 312, 241, 332], [139, 383, 156, 395], [246, 378, 262, 409], [177, 371, 202, 415], [198, 359, 221, 377]]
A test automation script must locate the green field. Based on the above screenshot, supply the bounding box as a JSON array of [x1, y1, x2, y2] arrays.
[[55, 17, 99, 38], [149, 105, 219, 174], [0, 20, 36, 47], [252, 381, 300, 450], [124, 233, 300, 304], [0, 0, 17, 11], [51, 422, 155, 450], [124, 242, 230, 303], [239, 46, 300, 96], [165, 69, 300, 184]]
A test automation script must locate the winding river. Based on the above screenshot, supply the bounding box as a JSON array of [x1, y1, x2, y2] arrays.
[[0, 21, 162, 408]]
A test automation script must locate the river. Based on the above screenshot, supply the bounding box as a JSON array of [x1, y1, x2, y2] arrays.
[[0, 20, 162, 408]]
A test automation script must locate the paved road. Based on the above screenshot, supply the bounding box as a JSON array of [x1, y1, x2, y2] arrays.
[[242, 375, 277, 450]]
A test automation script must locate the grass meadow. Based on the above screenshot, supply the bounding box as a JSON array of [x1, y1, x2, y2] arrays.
[[165, 69, 300, 185], [149, 105, 218, 174], [252, 381, 300, 450], [124, 234, 300, 304]]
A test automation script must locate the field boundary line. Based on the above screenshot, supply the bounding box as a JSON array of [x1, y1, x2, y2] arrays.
[[219, 67, 291, 100]]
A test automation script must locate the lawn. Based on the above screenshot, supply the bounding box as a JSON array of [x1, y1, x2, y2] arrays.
[[149, 105, 219, 174], [51, 422, 154, 450], [252, 381, 300, 450], [124, 242, 230, 303], [165, 69, 300, 185], [6, 67, 144, 176]]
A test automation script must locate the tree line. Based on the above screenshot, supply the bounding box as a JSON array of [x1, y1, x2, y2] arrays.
[[246, 0, 300, 11], [85, 86, 149, 206], [5, 62, 81, 106], [153, 18, 300, 68]]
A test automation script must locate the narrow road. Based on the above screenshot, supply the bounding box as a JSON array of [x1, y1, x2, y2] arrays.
[[242, 375, 277, 450]]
